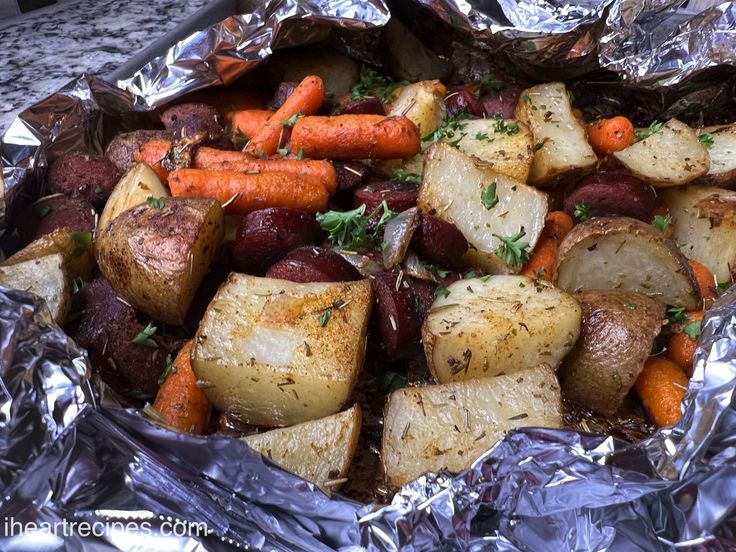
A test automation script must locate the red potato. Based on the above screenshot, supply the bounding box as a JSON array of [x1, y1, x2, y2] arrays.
[[265, 246, 363, 282], [444, 86, 485, 118], [411, 214, 468, 269], [232, 208, 323, 275], [563, 173, 656, 223], [335, 97, 386, 116], [353, 180, 419, 216], [480, 84, 523, 119]]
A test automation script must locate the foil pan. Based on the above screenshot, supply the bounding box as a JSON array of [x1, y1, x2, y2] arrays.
[[3, 0, 736, 550]]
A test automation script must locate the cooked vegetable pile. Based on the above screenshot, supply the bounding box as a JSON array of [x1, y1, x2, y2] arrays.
[[3, 49, 733, 497]]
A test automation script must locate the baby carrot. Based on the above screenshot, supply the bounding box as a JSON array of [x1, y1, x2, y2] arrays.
[[228, 109, 274, 145], [134, 139, 171, 181], [667, 310, 704, 375], [168, 168, 329, 215], [586, 116, 635, 155], [153, 341, 210, 434], [520, 211, 574, 281], [244, 75, 324, 157], [688, 259, 717, 309], [634, 356, 688, 428], [193, 147, 337, 194], [290, 115, 421, 160]]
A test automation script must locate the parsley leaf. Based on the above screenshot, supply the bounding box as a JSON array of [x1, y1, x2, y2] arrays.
[[435, 285, 450, 298], [232, 128, 249, 149], [281, 111, 302, 128], [475, 131, 492, 141], [351, 65, 407, 103], [132, 322, 158, 348], [493, 227, 531, 269], [635, 121, 663, 141], [277, 147, 289, 156], [296, 148, 305, 160], [698, 133, 714, 149], [158, 354, 175, 385], [147, 196, 165, 209], [481, 181, 498, 210], [492, 119, 519, 136], [393, 167, 421, 185], [319, 308, 332, 327], [574, 202, 592, 222], [69, 231, 93, 257], [683, 320, 702, 340], [379, 371, 408, 392], [666, 306, 688, 324], [316, 201, 396, 249], [422, 112, 471, 147], [652, 214, 672, 234], [474, 74, 503, 98], [623, 301, 637, 309]]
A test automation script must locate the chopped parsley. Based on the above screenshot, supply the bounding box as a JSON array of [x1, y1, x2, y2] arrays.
[[481, 181, 499, 210], [698, 133, 714, 149], [319, 308, 332, 327], [232, 128, 249, 149], [393, 167, 421, 185], [683, 320, 702, 341], [435, 285, 451, 298], [422, 112, 471, 147], [69, 231, 93, 257], [652, 214, 672, 234], [666, 306, 689, 324], [493, 227, 531, 269], [316, 201, 396, 249], [351, 65, 408, 103], [574, 202, 592, 222], [635, 121, 663, 141], [147, 197, 165, 209], [158, 354, 175, 385], [132, 322, 158, 348], [281, 111, 302, 128], [474, 74, 503, 98], [493, 119, 519, 136]]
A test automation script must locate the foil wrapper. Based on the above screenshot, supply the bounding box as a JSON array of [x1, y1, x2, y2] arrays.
[[3, 0, 736, 550]]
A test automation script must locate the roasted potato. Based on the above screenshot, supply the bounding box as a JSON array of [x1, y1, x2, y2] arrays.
[[192, 274, 372, 427], [380, 18, 453, 82], [105, 130, 174, 172], [382, 364, 563, 487], [696, 124, 736, 188], [659, 185, 736, 283], [267, 49, 359, 101], [558, 290, 664, 414], [555, 217, 700, 309], [0, 252, 70, 324], [3, 228, 95, 281], [454, 118, 534, 183], [514, 82, 597, 187], [98, 162, 170, 232], [422, 275, 581, 383], [96, 197, 225, 325], [418, 142, 548, 273], [242, 404, 361, 490], [612, 119, 709, 187], [388, 81, 446, 138]]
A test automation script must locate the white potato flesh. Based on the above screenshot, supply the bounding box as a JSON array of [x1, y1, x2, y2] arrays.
[[697, 124, 736, 187], [388, 81, 446, 138], [514, 82, 597, 187], [382, 364, 563, 487], [455, 118, 534, 183], [555, 217, 700, 309], [0, 253, 70, 324], [422, 275, 581, 383], [613, 119, 709, 187], [660, 185, 736, 283], [192, 274, 372, 427], [418, 142, 548, 273], [243, 404, 361, 490], [98, 162, 169, 232]]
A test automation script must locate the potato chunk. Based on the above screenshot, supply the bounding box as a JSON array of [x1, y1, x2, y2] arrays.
[[696, 124, 736, 187], [418, 142, 548, 273], [382, 364, 563, 487], [555, 217, 700, 309], [0, 253, 70, 324], [558, 290, 664, 414], [455, 118, 534, 182], [96, 197, 224, 325], [388, 81, 446, 138], [98, 162, 169, 232], [613, 119, 709, 187], [422, 275, 580, 383], [514, 82, 597, 187], [660, 185, 736, 283], [2, 228, 94, 281], [192, 274, 372, 427], [243, 404, 361, 489]]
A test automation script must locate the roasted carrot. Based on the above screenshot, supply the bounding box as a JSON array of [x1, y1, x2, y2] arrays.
[[244, 75, 324, 157], [667, 310, 705, 375], [586, 116, 635, 155], [134, 139, 171, 181], [193, 147, 337, 194], [634, 356, 688, 428], [688, 259, 717, 309], [168, 168, 329, 215], [520, 211, 574, 281], [153, 341, 210, 434], [290, 115, 421, 160], [228, 109, 274, 145]]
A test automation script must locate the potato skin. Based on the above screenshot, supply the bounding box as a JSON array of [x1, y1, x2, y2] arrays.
[[558, 290, 664, 415], [105, 130, 174, 172], [96, 197, 225, 325], [564, 173, 656, 222]]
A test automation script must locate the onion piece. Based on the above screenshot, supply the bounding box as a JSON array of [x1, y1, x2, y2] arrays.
[[382, 207, 419, 269], [333, 249, 384, 277], [402, 249, 437, 282]]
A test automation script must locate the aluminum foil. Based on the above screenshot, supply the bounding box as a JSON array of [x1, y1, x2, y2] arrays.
[[3, 0, 736, 550]]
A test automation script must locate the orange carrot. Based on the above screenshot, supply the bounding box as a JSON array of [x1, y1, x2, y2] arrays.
[[168, 168, 329, 215], [688, 259, 717, 309], [634, 356, 688, 428], [228, 109, 274, 144], [134, 139, 171, 181], [244, 75, 324, 157], [193, 147, 337, 194], [153, 341, 210, 434], [520, 211, 574, 281], [290, 115, 421, 160], [667, 310, 705, 375], [586, 116, 635, 155]]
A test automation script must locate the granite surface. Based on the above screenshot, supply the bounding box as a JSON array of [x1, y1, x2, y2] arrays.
[[0, 0, 210, 134]]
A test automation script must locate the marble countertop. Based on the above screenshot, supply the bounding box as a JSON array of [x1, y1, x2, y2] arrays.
[[0, 0, 210, 134]]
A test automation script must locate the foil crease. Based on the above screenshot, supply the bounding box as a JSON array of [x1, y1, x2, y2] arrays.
[[2, 0, 736, 550]]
